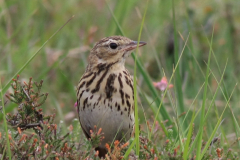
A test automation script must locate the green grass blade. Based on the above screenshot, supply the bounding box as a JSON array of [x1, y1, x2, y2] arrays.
[[228, 105, 240, 143], [1, 16, 74, 94], [203, 60, 228, 124], [123, 138, 136, 159], [209, 60, 240, 148], [183, 107, 195, 160], [181, 82, 204, 131], [186, 60, 226, 158], [195, 27, 214, 159], [200, 83, 237, 159], [185, 60, 227, 157], [205, 31, 240, 148], [1, 147, 6, 160], [133, 0, 149, 156], [0, 79, 11, 159], [172, 0, 185, 129]]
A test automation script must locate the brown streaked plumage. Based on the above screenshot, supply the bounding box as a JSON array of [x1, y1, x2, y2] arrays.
[[77, 36, 146, 158]]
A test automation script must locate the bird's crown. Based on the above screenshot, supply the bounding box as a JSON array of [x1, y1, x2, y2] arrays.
[[87, 36, 146, 71]]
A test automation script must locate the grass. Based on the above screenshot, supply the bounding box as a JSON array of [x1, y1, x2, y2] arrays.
[[132, 0, 148, 155], [0, 79, 11, 159], [1, 0, 240, 159], [1, 15, 74, 94], [196, 25, 214, 159]]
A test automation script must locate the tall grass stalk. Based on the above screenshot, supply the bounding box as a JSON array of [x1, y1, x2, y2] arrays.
[[133, 0, 149, 156], [195, 27, 214, 159], [172, 0, 185, 129], [183, 107, 195, 160], [200, 83, 237, 158], [206, 33, 240, 148], [0, 79, 11, 159], [203, 61, 228, 124], [123, 138, 136, 159], [179, 26, 238, 156], [209, 61, 240, 147], [181, 82, 204, 131], [186, 59, 227, 157]]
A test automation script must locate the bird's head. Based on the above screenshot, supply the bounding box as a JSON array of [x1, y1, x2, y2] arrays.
[[87, 36, 146, 70]]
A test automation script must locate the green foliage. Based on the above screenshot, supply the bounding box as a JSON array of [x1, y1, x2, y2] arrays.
[[0, 77, 79, 159], [1, 78, 239, 159], [1, 0, 240, 159]]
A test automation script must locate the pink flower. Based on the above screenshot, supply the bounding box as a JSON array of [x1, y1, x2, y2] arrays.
[[153, 76, 173, 91], [74, 102, 77, 107]]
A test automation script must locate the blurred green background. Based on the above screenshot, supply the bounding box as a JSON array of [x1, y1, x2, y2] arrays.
[[1, 0, 240, 149]]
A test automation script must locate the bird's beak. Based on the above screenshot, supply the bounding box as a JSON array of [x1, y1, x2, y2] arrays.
[[125, 41, 147, 51]]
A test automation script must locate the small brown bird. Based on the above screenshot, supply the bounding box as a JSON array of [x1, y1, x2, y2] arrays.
[[76, 36, 146, 157]]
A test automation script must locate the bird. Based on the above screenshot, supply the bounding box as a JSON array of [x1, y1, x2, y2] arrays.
[[76, 36, 146, 158]]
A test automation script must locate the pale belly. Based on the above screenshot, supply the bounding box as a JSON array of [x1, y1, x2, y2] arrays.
[[79, 95, 134, 147], [77, 69, 135, 148]]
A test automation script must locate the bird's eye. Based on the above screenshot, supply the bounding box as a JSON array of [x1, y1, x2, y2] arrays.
[[109, 43, 118, 49]]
